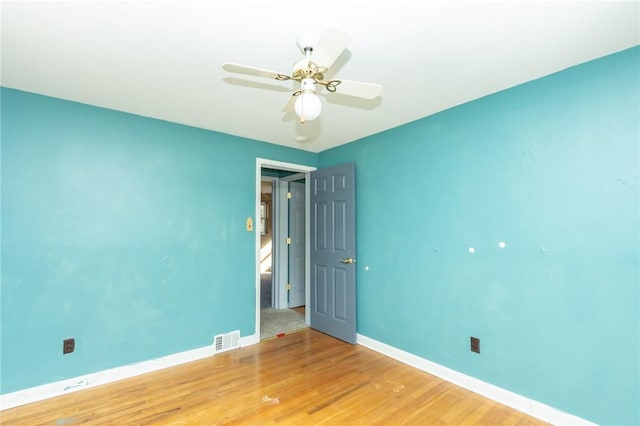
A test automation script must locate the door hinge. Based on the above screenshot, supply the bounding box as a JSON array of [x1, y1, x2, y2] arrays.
[[286, 237, 291, 245], [287, 192, 292, 199], [286, 283, 291, 290]]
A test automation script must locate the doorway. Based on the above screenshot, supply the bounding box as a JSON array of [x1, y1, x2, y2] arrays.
[[256, 159, 315, 340]]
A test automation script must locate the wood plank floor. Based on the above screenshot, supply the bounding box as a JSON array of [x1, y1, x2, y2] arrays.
[[1, 329, 548, 425]]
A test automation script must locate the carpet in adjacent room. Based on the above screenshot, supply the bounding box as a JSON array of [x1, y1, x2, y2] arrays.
[[260, 308, 307, 340]]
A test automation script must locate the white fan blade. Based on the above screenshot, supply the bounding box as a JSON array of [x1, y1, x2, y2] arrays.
[[312, 26, 352, 69], [333, 80, 383, 99], [222, 63, 290, 81], [281, 93, 298, 112]]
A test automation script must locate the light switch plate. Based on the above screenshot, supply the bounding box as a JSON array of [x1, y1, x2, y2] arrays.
[[246, 217, 253, 231]]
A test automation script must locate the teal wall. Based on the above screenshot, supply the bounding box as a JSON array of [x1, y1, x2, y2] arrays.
[[2, 47, 638, 425], [319, 47, 639, 425], [0, 88, 317, 393]]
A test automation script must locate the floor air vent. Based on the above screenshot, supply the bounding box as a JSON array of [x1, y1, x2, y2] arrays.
[[213, 330, 240, 354]]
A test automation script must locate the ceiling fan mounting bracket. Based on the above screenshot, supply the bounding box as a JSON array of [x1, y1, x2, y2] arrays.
[[296, 34, 316, 55]]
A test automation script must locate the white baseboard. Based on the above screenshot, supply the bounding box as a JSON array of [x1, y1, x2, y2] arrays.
[[240, 333, 259, 347], [356, 334, 596, 426], [1, 332, 260, 411]]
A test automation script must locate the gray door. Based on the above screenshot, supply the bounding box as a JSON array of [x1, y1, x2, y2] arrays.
[[288, 181, 305, 307], [310, 163, 356, 344]]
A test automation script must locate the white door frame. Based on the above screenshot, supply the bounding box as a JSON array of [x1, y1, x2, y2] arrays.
[[255, 158, 316, 340]]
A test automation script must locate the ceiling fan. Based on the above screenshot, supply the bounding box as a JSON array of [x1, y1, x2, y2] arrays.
[[222, 26, 382, 124]]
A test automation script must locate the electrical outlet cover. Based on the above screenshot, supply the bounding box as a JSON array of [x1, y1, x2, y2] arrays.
[[470, 337, 480, 354], [63, 338, 75, 354]]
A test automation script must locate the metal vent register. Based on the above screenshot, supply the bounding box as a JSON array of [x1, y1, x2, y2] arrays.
[[213, 330, 240, 354]]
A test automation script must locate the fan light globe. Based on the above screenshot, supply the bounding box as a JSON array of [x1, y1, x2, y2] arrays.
[[294, 93, 321, 122]]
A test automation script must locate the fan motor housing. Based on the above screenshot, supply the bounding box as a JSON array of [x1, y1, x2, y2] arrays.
[[292, 56, 315, 80]]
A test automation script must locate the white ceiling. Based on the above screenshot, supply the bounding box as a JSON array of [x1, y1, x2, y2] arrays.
[[2, 1, 638, 153]]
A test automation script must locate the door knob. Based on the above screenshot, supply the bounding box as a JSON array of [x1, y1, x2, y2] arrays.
[[339, 258, 356, 264]]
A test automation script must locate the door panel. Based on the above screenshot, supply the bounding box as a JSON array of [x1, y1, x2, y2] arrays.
[[310, 163, 356, 344], [334, 200, 347, 250], [314, 202, 327, 250], [334, 268, 348, 320], [315, 265, 328, 314]]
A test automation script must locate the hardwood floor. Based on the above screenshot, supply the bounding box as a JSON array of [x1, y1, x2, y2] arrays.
[[1, 329, 547, 425]]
